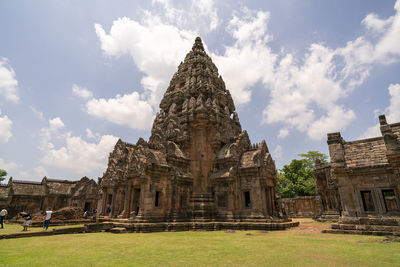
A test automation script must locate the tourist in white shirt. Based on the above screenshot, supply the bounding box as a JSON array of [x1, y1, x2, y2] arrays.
[[43, 210, 53, 231], [0, 208, 7, 229]]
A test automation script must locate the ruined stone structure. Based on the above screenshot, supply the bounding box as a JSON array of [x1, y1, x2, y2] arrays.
[[315, 161, 342, 222], [318, 115, 400, 235], [279, 196, 322, 218], [0, 177, 100, 218], [99, 38, 284, 227]]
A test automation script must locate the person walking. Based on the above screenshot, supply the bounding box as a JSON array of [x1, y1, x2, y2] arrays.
[[92, 209, 97, 222], [281, 203, 286, 217], [43, 210, 53, 231], [106, 203, 111, 216], [0, 208, 7, 229], [21, 212, 32, 231]]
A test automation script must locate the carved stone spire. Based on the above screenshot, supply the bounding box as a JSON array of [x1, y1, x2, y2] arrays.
[[192, 36, 205, 52], [153, 37, 242, 148]]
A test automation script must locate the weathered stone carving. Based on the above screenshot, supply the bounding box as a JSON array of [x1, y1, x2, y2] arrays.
[[100, 37, 279, 223]]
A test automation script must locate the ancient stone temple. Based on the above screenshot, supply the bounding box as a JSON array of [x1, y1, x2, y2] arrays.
[[99, 38, 292, 230], [0, 176, 100, 218], [319, 115, 400, 235]]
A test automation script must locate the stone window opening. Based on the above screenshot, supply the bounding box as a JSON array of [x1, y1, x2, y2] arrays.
[[244, 191, 251, 208], [155, 191, 161, 207], [382, 189, 399, 212], [360, 190, 375, 212]]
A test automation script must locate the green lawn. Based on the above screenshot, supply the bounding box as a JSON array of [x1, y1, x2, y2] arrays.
[[0, 223, 84, 235], [0, 219, 399, 266]]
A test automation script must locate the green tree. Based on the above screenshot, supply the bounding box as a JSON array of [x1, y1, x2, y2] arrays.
[[276, 151, 328, 198], [298, 150, 328, 169], [0, 169, 7, 183], [276, 159, 316, 198]]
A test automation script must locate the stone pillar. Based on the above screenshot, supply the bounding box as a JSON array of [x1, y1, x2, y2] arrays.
[[110, 187, 117, 217], [123, 183, 131, 218], [327, 132, 345, 168], [380, 114, 400, 170]]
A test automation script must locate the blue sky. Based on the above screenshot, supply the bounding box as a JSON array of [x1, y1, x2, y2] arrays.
[[1, 0, 400, 181]]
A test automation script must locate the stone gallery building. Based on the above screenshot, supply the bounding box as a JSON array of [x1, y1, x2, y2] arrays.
[[99, 38, 280, 224], [316, 115, 400, 235], [0, 176, 100, 217]]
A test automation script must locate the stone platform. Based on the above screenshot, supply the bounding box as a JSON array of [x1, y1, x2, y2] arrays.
[[315, 211, 340, 222], [323, 216, 400, 236], [88, 219, 299, 233]]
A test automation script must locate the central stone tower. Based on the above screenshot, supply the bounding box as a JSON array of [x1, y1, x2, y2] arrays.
[[99, 37, 279, 223]]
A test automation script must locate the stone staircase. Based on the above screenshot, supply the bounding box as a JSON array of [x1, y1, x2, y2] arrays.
[[315, 211, 340, 222], [191, 193, 216, 222], [323, 216, 400, 236]]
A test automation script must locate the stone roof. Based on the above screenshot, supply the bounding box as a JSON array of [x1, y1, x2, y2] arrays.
[[240, 150, 260, 168], [331, 116, 400, 169], [343, 138, 388, 168], [11, 182, 46, 196], [46, 181, 74, 195]]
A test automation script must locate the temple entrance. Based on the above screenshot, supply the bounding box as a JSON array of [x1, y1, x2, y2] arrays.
[[84, 202, 91, 212], [131, 188, 141, 215]]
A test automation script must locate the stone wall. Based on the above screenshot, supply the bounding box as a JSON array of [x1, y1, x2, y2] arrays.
[[0, 176, 100, 218], [279, 196, 322, 218]]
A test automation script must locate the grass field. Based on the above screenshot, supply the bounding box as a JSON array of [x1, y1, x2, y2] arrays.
[[0, 219, 399, 266], [0, 223, 84, 235]]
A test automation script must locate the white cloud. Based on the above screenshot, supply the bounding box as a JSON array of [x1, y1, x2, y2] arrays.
[[39, 117, 65, 149], [272, 145, 283, 160], [359, 83, 400, 139], [260, 0, 400, 140], [212, 9, 276, 105], [93, 1, 219, 129], [86, 128, 100, 141], [386, 83, 400, 122], [34, 165, 48, 178], [39, 118, 119, 178], [278, 128, 289, 139], [0, 157, 18, 172], [0, 58, 19, 103], [86, 92, 154, 130], [93, 1, 400, 141], [307, 106, 356, 140], [72, 84, 93, 99], [359, 124, 381, 139], [18, 171, 29, 180], [152, 0, 220, 32], [362, 13, 393, 34], [30, 106, 45, 120], [95, 16, 196, 107], [0, 110, 12, 144]]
